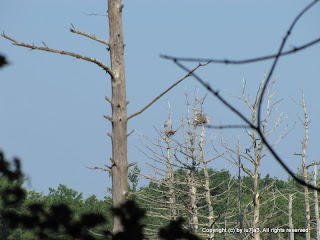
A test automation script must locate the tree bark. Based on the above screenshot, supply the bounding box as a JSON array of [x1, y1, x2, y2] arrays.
[[288, 194, 294, 240], [300, 90, 310, 240], [313, 165, 320, 240], [108, 0, 128, 233]]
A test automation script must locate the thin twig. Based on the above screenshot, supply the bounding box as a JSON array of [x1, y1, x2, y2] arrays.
[[70, 25, 110, 46], [206, 124, 249, 129]]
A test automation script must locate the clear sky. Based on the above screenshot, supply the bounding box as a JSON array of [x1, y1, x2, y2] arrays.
[[1, 0, 319, 199]]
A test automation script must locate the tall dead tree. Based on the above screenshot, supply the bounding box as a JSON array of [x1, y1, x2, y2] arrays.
[[293, 90, 311, 240], [312, 164, 320, 239], [288, 194, 294, 240], [218, 77, 289, 240], [106, 1, 128, 233], [301, 91, 311, 240]]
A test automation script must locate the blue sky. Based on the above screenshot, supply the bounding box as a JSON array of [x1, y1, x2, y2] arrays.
[[1, 0, 319, 199]]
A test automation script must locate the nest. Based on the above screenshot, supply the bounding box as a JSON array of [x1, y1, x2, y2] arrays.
[[193, 113, 210, 126]]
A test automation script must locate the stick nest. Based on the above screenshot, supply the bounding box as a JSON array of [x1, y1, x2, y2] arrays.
[[193, 113, 210, 126]]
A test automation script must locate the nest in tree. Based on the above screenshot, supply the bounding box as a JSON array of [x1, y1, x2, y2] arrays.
[[193, 113, 210, 126], [164, 129, 177, 137]]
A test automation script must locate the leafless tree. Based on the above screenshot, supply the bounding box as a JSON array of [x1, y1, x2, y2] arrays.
[[312, 164, 320, 239], [288, 193, 294, 240], [292, 90, 320, 240], [300, 90, 311, 240], [217, 77, 289, 240]]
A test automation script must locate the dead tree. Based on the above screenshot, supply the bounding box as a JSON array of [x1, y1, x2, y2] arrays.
[[218, 77, 289, 240], [293, 90, 311, 240], [134, 105, 180, 238], [312, 164, 320, 239], [164, 104, 177, 220], [288, 194, 294, 240]]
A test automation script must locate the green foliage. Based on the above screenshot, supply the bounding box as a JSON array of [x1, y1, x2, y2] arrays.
[[128, 165, 140, 193]]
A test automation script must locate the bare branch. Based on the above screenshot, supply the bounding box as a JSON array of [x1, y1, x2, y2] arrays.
[[206, 124, 248, 129], [1, 33, 115, 78], [103, 115, 113, 122], [85, 166, 111, 173], [307, 161, 320, 169], [128, 161, 137, 168], [83, 12, 108, 17], [70, 25, 110, 46], [127, 63, 207, 120], [105, 96, 112, 103], [127, 129, 134, 137]]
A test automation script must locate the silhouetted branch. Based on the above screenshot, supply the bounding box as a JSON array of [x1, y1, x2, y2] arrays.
[[160, 37, 320, 64], [161, 1, 319, 65]]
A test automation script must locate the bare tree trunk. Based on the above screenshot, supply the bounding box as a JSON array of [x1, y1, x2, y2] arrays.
[[189, 170, 198, 233], [203, 159, 214, 239], [288, 194, 294, 240], [303, 176, 310, 240], [252, 161, 260, 240], [237, 137, 243, 240], [313, 164, 320, 239], [300, 90, 310, 240], [165, 108, 176, 219], [187, 102, 199, 234], [251, 110, 262, 240], [108, 0, 128, 233]]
